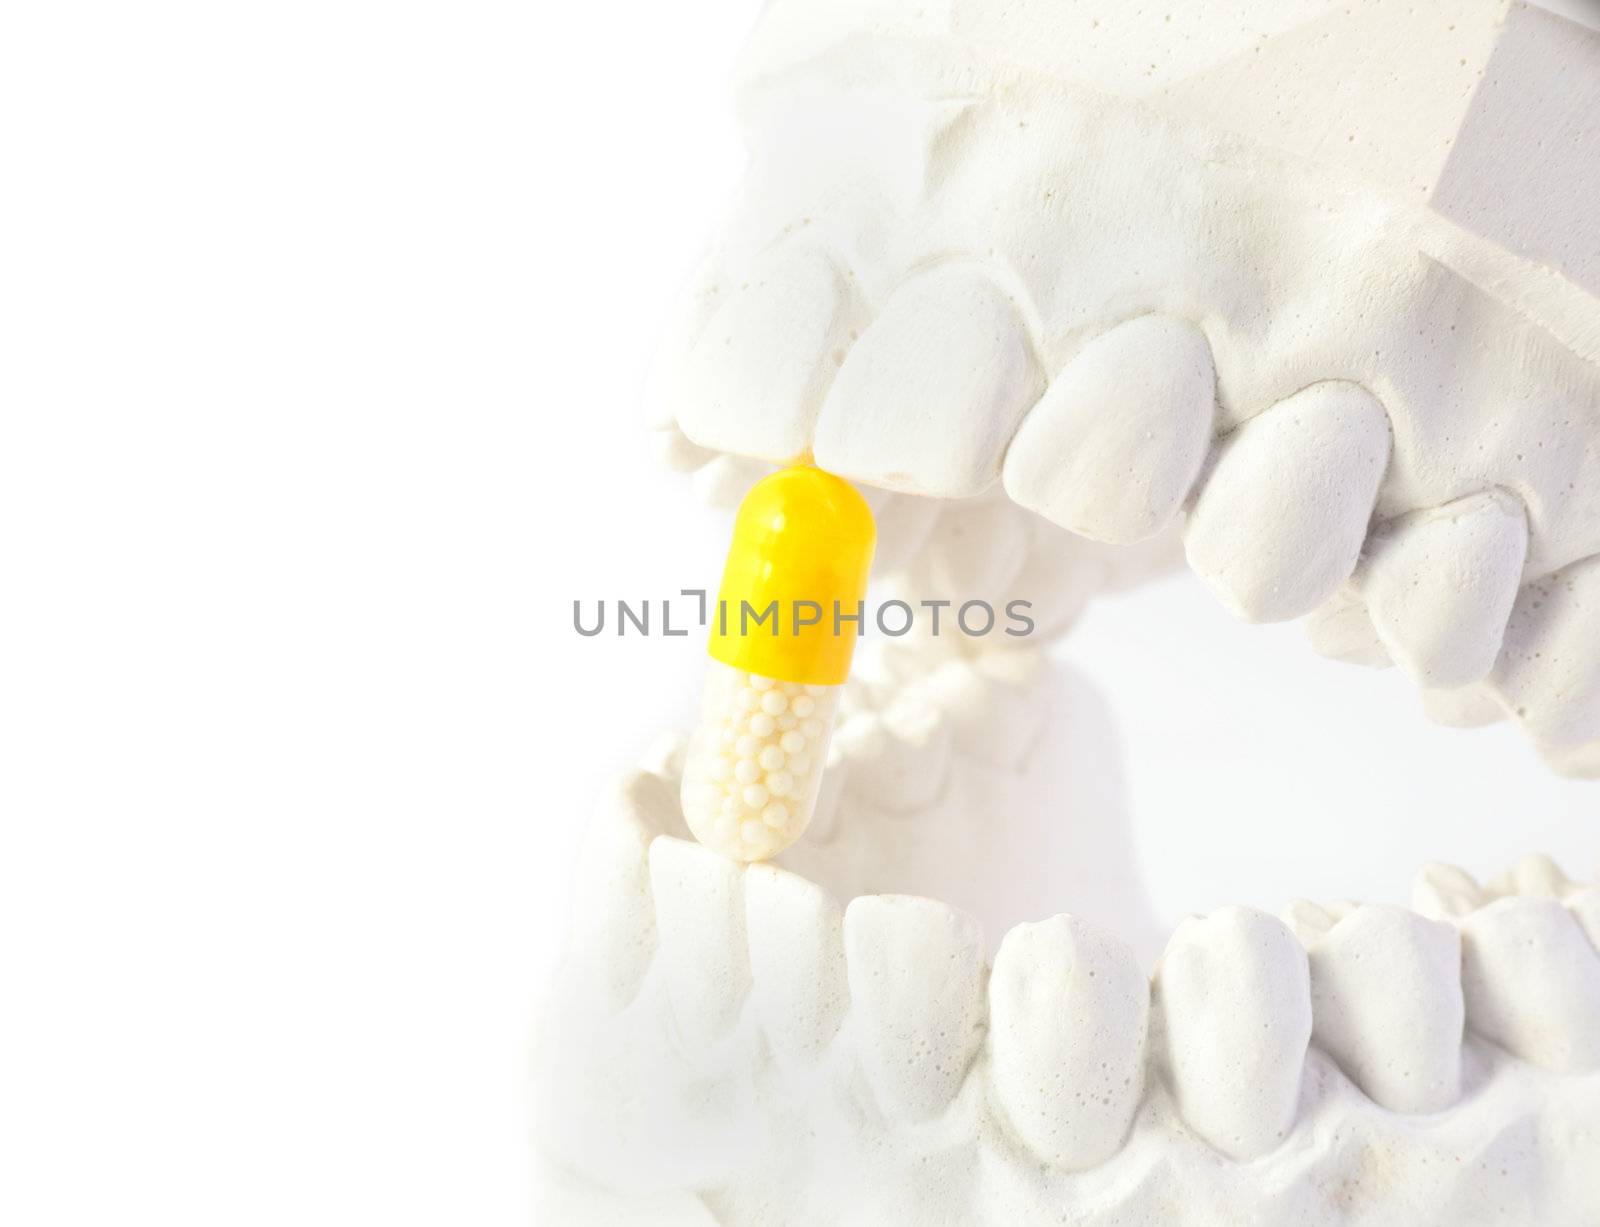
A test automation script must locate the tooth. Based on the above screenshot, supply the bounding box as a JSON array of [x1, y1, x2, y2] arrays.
[[638, 730, 688, 783], [910, 497, 1030, 599], [988, 915, 1150, 1170], [647, 425, 716, 474], [561, 772, 670, 1012], [1460, 896, 1600, 1072], [1154, 906, 1311, 1159], [923, 659, 1048, 771], [690, 453, 768, 510], [1489, 555, 1600, 751], [1304, 589, 1392, 668], [648, 836, 751, 1049], [1570, 887, 1600, 949], [744, 864, 847, 1063], [1488, 852, 1572, 901], [1100, 527, 1185, 592], [1358, 491, 1528, 689], [867, 491, 943, 577], [843, 894, 986, 1120], [839, 698, 953, 813], [1307, 905, 1463, 1113], [1420, 684, 1505, 729], [1003, 315, 1215, 544], [1280, 898, 1337, 947], [1544, 737, 1600, 780], [805, 756, 848, 844], [814, 264, 1044, 497], [1412, 862, 1487, 921], [1184, 381, 1391, 622], [1005, 519, 1113, 639], [672, 241, 860, 463]]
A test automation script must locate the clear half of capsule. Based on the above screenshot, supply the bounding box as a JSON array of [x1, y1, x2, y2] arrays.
[[680, 465, 875, 862]]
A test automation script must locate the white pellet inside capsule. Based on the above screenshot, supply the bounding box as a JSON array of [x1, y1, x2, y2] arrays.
[[680, 660, 842, 861]]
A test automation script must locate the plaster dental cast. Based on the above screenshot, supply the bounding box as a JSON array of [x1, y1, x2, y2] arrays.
[[539, 1, 1600, 1222]]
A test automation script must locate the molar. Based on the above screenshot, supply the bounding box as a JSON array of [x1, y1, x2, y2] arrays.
[[744, 864, 848, 1064], [1488, 852, 1573, 901], [1304, 589, 1392, 669], [864, 489, 943, 577], [1544, 737, 1600, 780], [907, 495, 1031, 600], [813, 264, 1044, 498], [1488, 554, 1600, 753], [987, 914, 1150, 1170], [1002, 519, 1115, 640], [922, 658, 1048, 772], [672, 240, 861, 464], [1306, 904, 1464, 1114], [1570, 887, 1600, 951], [1357, 490, 1528, 690], [648, 836, 752, 1050], [1412, 862, 1488, 922], [1153, 906, 1312, 1159], [842, 894, 986, 1120], [1460, 896, 1600, 1073], [1184, 381, 1392, 623], [1420, 684, 1505, 730], [837, 696, 954, 813], [1281, 898, 1337, 947], [1003, 314, 1216, 545]]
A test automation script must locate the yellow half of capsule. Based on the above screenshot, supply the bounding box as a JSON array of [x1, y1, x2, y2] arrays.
[[707, 465, 876, 686]]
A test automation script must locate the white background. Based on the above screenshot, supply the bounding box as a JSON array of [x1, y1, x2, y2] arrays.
[[1, 2, 1594, 1224]]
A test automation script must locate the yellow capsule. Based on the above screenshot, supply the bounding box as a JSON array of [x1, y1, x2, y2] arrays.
[[681, 466, 875, 861]]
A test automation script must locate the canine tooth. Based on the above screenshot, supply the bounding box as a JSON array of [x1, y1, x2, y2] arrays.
[[813, 264, 1044, 497], [562, 772, 667, 1011], [1460, 896, 1600, 1072], [1412, 862, 1487, 921], [1489, 852, 1572, 901], [648, 836, 751, 1049], [988, 915, 1149, 1170], [1420, 684, 1505, 729], [744, 864, 848, 1063], [1184, 382, 1391, 622], [1358, 491, 1528, 689], [1003, 315, 1215, 544], [1489, 555, 1600, 751], [673, 241, 859, 464], [843, 894, 986, 1120], [1304, 590, 1391, 668], [1308, 905, 1463, 1114], [1155, 906, 1311, 1159]]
